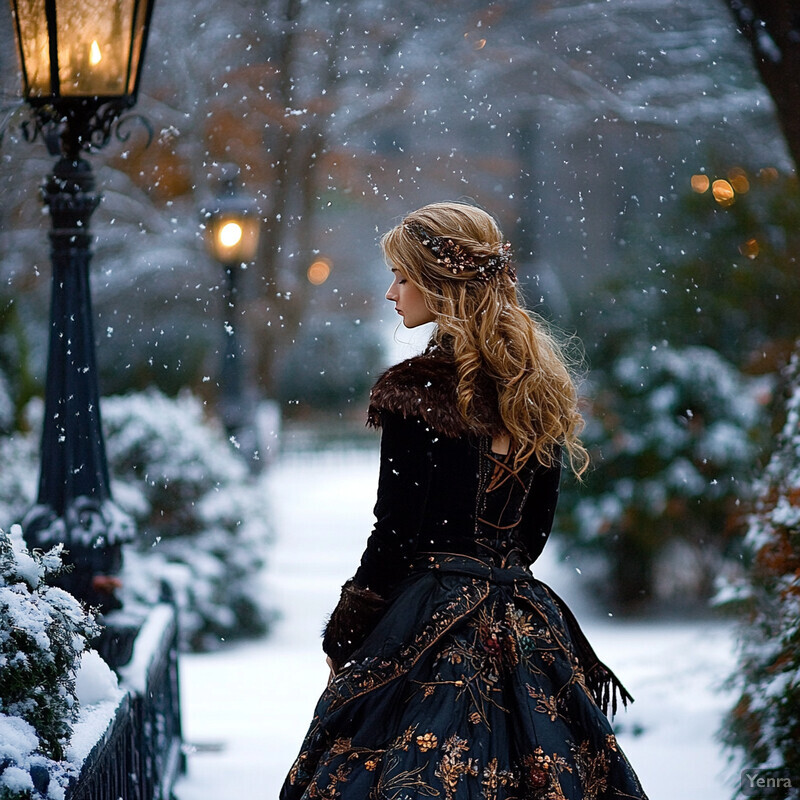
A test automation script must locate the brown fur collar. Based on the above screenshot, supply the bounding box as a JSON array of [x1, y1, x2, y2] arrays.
[[367, 347, 503, 438]]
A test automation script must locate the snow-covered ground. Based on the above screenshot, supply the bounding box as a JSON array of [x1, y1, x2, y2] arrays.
[[174, 448, 740, 800]]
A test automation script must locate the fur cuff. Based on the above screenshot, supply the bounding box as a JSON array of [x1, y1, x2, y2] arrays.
[[322, 580, 387, 672]]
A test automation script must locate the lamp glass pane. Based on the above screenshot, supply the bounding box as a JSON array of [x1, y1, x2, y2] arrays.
[[55, 0, 134, 96], [11, 0, 51, 96]]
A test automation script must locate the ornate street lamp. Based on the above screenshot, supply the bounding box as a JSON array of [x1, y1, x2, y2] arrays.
[[10, 0, 157, 612], [201, 166, 261, 447], [11, 0, 156, 155]]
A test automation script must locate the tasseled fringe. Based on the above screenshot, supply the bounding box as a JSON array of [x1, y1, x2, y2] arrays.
[[545, 585, 634, 717], [585, 662, 635, 718]]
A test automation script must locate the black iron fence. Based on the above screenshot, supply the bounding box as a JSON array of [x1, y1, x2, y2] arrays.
[[68, 605, 183, 800]]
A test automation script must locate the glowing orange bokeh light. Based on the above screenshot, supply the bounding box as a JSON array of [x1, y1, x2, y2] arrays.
[[712, 179, 735, 207], [728, 167, 750, 194], [758, 167, 779, 182], [307, 259, 331, 285]]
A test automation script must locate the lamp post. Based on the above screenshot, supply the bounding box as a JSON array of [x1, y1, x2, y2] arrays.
[[10, 0, 157, 612], [201, 166, 261, 450]]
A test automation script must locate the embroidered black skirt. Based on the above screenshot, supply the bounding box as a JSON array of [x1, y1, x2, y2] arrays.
[[280, 554, 648, 800]]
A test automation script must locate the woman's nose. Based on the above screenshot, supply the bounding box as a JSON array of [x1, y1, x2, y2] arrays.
[[386, 283, 397, 301]]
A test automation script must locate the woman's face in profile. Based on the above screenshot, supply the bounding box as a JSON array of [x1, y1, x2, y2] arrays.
[[385, 267, 436, 328]]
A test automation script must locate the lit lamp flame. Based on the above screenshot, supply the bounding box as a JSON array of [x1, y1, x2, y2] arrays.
[[219, 221, 243, 248], [89, 40, 102, 66]]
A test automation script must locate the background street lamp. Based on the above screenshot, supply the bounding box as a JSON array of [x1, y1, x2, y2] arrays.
[[10, 0, 157, 612], [201, 166, 261, 453]]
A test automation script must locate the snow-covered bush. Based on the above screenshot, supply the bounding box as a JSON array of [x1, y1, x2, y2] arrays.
[[101, 389, 273, 650], [559, 343, 768, 609], [0, 390, 271, 648], [720, 349, 800, 796], [0, 388, 273, 651], [0, 526, 98, 799]]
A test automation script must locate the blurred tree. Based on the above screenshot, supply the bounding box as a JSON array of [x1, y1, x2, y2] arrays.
[[726, 0, 800, 170], [720, 347, 800, 795], [437, 0, 787, 294], [583, 168, 800, 375], [717, 6, 800, 783], [0, 0, 789, 419], [560, 166, 800, 608], [560, 343, 766, 609], [102, 389, 273, 649], [272, 316, 383, 412]]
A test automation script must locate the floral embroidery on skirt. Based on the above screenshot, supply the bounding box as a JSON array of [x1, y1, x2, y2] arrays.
[[281, 556, 648, 800]]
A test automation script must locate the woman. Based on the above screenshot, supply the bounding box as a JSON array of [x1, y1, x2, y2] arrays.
[[281, 202, 648, 800]]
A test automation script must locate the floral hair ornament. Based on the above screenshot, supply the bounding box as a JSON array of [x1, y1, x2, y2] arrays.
[[405, 222, 516, 283]]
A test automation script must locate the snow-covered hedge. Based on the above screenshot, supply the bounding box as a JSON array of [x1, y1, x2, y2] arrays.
[[721, 348, 800, 795], [0, 526, 98, 800], [558, 343, 768, 608], [101, 389, 273, 650], [0, 388, 273, 652]]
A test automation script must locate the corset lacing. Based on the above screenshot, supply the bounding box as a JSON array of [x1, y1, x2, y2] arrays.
[[474, 437, 532, 564]]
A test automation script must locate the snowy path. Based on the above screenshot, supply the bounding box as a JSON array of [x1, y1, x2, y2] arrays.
[[173, 449, 740, 800]]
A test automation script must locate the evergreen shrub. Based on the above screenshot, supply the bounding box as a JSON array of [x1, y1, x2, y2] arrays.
[[101, 388, 273, 650], [721, 349, 800, 797], [559, 343, 767, 608], [0, 526, 97, 799], [0, 388, 273, 652]]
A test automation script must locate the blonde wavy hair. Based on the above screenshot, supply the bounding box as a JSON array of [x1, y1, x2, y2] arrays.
[[381, 201, 588, 477]]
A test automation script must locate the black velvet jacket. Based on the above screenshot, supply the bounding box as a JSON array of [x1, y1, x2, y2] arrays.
[[323, 346, 562, 669]]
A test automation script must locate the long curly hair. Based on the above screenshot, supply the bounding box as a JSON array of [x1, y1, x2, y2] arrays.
[[381, 201, 588, 477]]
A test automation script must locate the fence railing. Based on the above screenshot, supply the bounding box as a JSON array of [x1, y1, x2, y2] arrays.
[[68, 604, 183, 800]]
